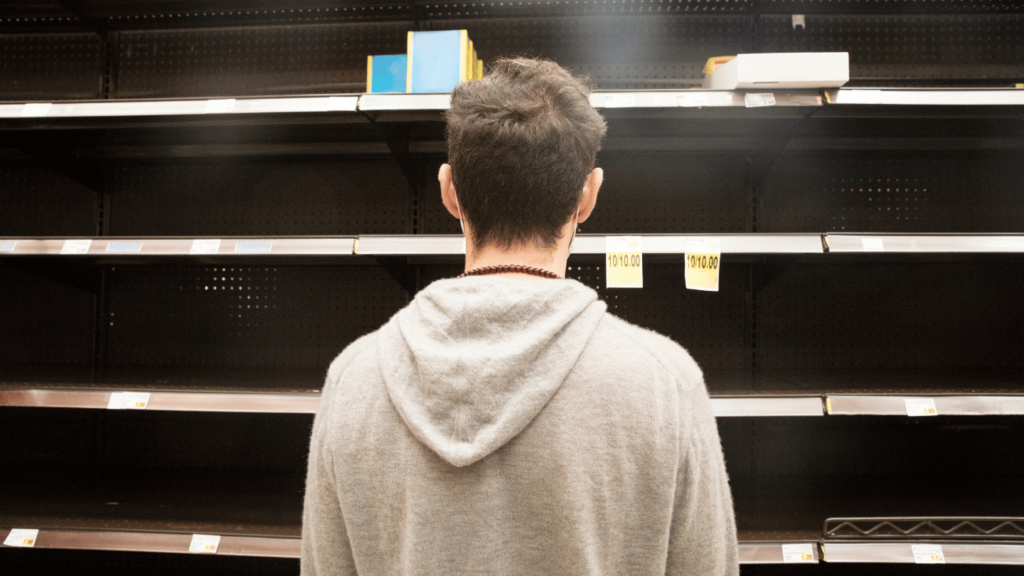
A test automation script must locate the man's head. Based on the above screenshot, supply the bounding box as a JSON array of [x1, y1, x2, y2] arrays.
[[441, 57, 607, 252]]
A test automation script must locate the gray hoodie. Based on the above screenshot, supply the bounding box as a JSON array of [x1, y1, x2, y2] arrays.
[[302, 276, 738, 575]]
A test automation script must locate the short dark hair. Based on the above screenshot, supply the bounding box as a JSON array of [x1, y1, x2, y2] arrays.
[[445, 57, 607, 251]]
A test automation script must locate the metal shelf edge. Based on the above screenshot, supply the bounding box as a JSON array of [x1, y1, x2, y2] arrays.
[[828, 89, 1024, 106], [823, 542, 1024, 565], [0, 237, 355, 256], [0, 390, 320, 413], [827, 395, 1024, 416], [0, 527, 810, 563], [0, 96, 359, 119], [591, 90, 824, 108], [1, 528, 300, 558], [356, 234, 824, 255], [739, 541, 821, 564], [827, 234, 1024, 253], [710, 397, 824, 417]]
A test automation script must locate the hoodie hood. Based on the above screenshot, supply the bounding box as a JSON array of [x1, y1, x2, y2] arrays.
[[377, 276, 607, 467]]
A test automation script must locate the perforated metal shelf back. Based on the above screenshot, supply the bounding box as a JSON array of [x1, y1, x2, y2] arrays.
[[0, 33, 102, 100], [103, 265, 408, 370], [115, 22, 410, 98], [0, 167, 97, 236], [757, 263, 1024, 370], [108, 160, 412, 236], [760, 154, 1024, 233], [0, 266, 94, 366], [568, 263, 749, 373], [759, 14, 1024, 86]]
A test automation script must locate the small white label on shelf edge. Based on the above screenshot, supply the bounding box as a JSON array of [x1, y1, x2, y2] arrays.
[[678, 93, 710, 108], [744, 93, 776, 108], [191, 239, 222, 255], [20, 103, 52, 117], [235, 240, 273, 254], [4, 528, 39, 548], [605, 236, 643, 288], [905, 397, 938, 417], [189, 534, 221, 554], [862, 237, 885, 252], [0, 240, 16, 252], [106, 241, 143, 254], [205, 99, 236, 114], [61, 239, 92, 255], [782, 543, 815, 563], [107, 392, 151, 410], [912, 544, 945, 564], [603, 94, 636, 108]]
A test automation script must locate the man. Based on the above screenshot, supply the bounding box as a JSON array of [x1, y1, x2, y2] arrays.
[[302, 57, 738, 575]]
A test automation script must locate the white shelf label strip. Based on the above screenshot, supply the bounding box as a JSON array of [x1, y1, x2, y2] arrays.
[[905, 398, 938, 417], [745, 93, 776, 108], [189, 534, 221, 554], [862, 238, 885, 252], [4, 528, 39, 547], [782, 543, 816, 563], [0, 240, 16, 252], [191, 239, 222, 255], [61, 239, 92, 255], [107, 392, 151, 410], [912, 544, 945, 564]]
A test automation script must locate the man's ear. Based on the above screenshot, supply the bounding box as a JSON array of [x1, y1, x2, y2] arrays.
[[439, 164, 462, 220], [576, 167, 603, 224]]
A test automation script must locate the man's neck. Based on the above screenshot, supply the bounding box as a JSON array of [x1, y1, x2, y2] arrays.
[[465, 242, 569, 279]]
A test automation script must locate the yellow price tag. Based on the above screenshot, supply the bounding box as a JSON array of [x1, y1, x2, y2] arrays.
[[605, 236, 643, 288], [685, 238, 720, 292]]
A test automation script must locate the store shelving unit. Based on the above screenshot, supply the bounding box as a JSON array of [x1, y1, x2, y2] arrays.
[[3, 0, 1024, 572]]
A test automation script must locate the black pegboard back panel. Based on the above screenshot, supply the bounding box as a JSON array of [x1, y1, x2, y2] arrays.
[[590, 154, 750, 233], [0, 167, 97, 236], [0, 407, 310, 472], [759, 14, 1024, 86], [0, 33, 102, 100], [569, 263, 749, 374], [757, 263, 1024, 370], [425, 15, 749, 89], [419, 154, 751, 235], [104, 264, 407, 370], [108, 160, 412, 236], [102, 412, 311, 471], [759, 154, 1024, 233], [0, 266, 94, 366], [115, 21, 411, 98]]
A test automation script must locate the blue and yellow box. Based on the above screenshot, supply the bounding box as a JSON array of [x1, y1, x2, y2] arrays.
[[366, 54, 408, 93], [406, 30, 483, 93]]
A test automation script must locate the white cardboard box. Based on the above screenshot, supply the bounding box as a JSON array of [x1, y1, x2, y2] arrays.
[[703, 52, 849, 90]]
